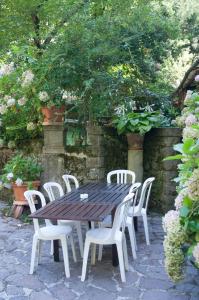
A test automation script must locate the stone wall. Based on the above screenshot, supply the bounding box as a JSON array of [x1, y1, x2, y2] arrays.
[[0, 124, 182, 214], [143, 128, 182, 213], [41, 123, 127, 193]]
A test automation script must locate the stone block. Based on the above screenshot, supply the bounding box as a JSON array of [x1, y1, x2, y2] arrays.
[[86, 156, 104, 168], [43, 125, 65, 154]]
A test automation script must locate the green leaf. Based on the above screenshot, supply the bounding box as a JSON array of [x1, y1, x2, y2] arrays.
[[180, 206, 190, 217], [163, 154, 183, 161], [173, 143, 183, 153]]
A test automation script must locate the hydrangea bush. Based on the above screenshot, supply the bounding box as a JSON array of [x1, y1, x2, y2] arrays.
[[163, 81, 199, 281]]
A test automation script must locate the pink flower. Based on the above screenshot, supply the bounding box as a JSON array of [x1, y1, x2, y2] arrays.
[[195, 75, 199, 82], [185, 114, 197, 126], [174, 194, 184, 210], [163, 210, 180, 232]]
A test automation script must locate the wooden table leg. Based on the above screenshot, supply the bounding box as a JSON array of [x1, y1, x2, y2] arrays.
[[111, 209, 119, 267], [134, 216, 138, 232], [53, 240, 60, 262]]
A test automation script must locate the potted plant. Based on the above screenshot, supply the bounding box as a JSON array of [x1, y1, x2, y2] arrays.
[[113, 109, 163, 149], [0, 154, 42, 218]]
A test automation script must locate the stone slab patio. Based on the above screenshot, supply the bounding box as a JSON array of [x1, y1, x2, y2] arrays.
[[0, 200, 198, 300]]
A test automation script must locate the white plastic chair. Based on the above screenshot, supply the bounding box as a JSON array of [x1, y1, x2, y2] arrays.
[[24, 190, 77, 278], [128, 177, 155, 246], [107, 169, 136, 184], [81, 193, 135, 283], [98, 182, 141, 261], [62, 174, 79, 192], [43, 182, 84, 257]]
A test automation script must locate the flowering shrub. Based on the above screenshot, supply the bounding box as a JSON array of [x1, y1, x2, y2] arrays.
[[0, 154, 42, 189], [163, 85, 199, 281]]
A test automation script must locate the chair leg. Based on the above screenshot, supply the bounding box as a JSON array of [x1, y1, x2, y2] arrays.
[[36, 239, 43, 266], [123, 236, 129, 271], [30, 236, 38, 274], [76, 222, 84, 258], [81, 240, 91, 282], [98, 245, 103, 261], [91, 243, 96, 265], [60, 237, 70, 278], [143, 214, 150, 245], [127, 220, 137, 259], [116, 242, 126, 283], [50, 240, 54, 256], [69, 234, 77, 262]]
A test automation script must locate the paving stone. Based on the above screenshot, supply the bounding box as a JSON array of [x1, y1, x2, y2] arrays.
[[49, 284, 76, 300], [142, 290, 190, 300], [0, 200, 199, 300], [139, 277, 174, 290], [6, 274, 45, 290], [30, 290, 56, 300], [6, 285, 24, 296], [0, 282, 3, 293]]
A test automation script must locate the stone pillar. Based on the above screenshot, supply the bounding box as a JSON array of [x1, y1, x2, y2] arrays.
[[143, 127, 182, 213], [41, 125, 65, 188], [86, 123, 105, 182], [127, 133, 144, 183]]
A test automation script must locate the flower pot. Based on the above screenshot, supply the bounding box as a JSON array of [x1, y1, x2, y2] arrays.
[[41, 105, 65, 125], [12, 181, 40, 218], [126, 133, 144, 150]]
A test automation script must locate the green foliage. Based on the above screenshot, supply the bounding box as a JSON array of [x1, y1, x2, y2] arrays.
[[113, 110, 164, 135]]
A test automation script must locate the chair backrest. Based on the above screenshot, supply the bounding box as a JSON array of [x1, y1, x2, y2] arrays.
[[43, 182, 64, 202], [136, 177, 155, 213], [107, 170, 136, 184], [24, 190, 47, 233], [62, 174, 79, 193], [111, 193, 135, 238], [129, 182, 141, 202]]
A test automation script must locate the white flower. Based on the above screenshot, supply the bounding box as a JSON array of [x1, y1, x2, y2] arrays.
[[114, 105, 127, 116], [185, 90, 192, 100], [7, 172, 14, 181], [193, 243, 199, 264], [174, 193, 184, 210], [195, 75, 199, 82], [0, 105, 7, 115], [21, 70, 34, 87], [62, 91, 77, 101], [27, 122, 36, 131], [183, 127, 199, 140], [163, 210, 180, 233], [7, 141, 16, 149], [185, 114, 197, 126], [7, 98, 16, 107], [15, 178, 23, 186], [0, 62, 14, 77], [39, 91, 49, 102], [18, 97, 27, 106]]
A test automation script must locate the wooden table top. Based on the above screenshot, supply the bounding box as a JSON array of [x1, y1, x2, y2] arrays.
[[30, 182, 131, 222]]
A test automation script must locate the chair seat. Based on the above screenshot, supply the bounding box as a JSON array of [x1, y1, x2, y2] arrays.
[[86, 228, 122, 244], [37, 225, 72, 239]]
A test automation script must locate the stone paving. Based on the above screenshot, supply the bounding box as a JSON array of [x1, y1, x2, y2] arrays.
[[0, 200, 198, 300]]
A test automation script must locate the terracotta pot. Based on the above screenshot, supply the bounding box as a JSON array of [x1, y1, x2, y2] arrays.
[[12, 180, 40, 206], [41, 105, 65, 125], [126, 133, 144, 150]]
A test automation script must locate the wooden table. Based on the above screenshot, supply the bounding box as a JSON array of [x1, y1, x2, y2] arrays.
[[30, 182, 132, 266]]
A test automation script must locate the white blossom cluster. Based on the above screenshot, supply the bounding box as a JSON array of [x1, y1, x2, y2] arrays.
[[0, 62, 14, 77], [39, 91, 49, 102], [21, 70, 34, 87], [163, 210, 180, 233], [193, 243, 199, 265]]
